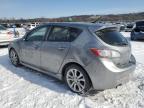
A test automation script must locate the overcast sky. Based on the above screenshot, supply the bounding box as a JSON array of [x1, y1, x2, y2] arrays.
[[0, 0, 144, 19]]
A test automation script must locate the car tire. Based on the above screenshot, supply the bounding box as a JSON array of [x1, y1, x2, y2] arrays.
[[64, 64, 91, 94], [9, 49, 20, 66]]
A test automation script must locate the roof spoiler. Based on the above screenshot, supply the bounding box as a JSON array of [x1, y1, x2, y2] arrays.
[[88, 25, 118, 33]]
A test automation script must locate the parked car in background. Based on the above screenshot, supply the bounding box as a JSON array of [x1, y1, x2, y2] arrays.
[[125, 23, 134, 32], [28, 23, 40, 30], [0, 25, 15, 46], [117, 24, 125, 32], [7, 24, 26, 37], [131, 21, 144, 41], [8, 22, 136, 94], [1, 24, 8, 28]]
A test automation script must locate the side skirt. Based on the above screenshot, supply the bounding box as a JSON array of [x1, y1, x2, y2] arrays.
[[20, 61, 63, 80]]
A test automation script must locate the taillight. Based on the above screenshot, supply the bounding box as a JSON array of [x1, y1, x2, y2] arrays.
[[90, 48, 120, 58]]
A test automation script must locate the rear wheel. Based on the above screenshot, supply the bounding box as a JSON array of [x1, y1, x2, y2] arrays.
[[9, 49, 20, 66], [64, 65, 91, 94]]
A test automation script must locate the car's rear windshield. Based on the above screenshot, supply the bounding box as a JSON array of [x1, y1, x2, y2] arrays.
[[136, 21, 144, 27], [127, 24, 133, 28], [0, 25, 6, 30], [95, 28, 128, 46]]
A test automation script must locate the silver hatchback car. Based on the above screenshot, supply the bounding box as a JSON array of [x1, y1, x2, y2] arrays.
[[8, 22, 136, 94]]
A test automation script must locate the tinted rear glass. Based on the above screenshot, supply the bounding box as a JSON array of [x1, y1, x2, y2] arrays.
[[136, 21, 144, 27], [95, 28, 128, 46], [127, 24, 133, 28], [69, 27, 82, 42]]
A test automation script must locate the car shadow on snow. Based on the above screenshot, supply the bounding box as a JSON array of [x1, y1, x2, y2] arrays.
[[0, 54, 73, 94], [0, 53, 99, 96]]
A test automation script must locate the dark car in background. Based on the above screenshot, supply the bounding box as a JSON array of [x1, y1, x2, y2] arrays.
[[125, 23, 134, 32], [131, 21, 144, 41]]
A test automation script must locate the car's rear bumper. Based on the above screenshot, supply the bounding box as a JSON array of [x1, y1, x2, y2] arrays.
[[0, 38, 19, 46], [85, 55, 136, 90]]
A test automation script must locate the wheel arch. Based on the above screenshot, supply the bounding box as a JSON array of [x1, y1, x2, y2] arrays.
[[61, 62, 93, 87], [9, 47, 15, 52], [9, 47, 18, 55], [9, 47, 15, 55], [9, 47, 20, 60]]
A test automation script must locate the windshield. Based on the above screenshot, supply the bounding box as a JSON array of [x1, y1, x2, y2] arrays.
[[95, 28, 128, 46], [0, 25, 6, 30]]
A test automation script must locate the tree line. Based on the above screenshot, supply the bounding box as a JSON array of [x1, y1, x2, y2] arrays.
[[0, 12, 144, 24]]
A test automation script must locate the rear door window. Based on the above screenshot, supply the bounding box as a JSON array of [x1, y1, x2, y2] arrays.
[[47, 26, 82, 42], [48, 26, 69, 42], [69, 27, 82, 42], [95, 28, 128, 46]]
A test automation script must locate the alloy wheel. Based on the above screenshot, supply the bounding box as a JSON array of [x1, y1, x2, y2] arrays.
[[10, 49, 18, 65], [66, 68, 86, 93]]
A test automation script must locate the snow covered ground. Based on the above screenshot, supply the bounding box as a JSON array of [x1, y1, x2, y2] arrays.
[[0, 32, 144, 108], [8, 28, 26, 37]]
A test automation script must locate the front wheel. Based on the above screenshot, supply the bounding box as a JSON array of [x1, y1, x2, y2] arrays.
[[9, 49, 20, 66], [64, 65, 91, 94]]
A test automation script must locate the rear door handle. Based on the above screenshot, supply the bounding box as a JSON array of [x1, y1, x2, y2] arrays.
[[58, 47, 66, 50], [34, 45, 40, 49]]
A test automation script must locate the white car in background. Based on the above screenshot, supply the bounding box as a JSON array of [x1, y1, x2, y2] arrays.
[[0, 25, 15, 46], [28, 23, 40, 30]]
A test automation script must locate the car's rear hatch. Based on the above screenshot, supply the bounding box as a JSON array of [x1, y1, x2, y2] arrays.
[[135, 21, 144, 32], [92, 27, 131, 66]]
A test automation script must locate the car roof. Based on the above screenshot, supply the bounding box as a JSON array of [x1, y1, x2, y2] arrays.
[[47, 22, 96, 27], [44, 22, 116, 31]]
